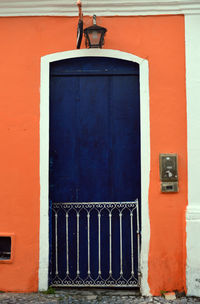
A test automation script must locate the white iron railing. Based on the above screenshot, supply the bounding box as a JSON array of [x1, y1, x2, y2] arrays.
[[50, 200, 140, 287]]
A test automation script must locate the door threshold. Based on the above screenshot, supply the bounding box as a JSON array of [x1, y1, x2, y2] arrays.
[[54, 287, 141, 296]]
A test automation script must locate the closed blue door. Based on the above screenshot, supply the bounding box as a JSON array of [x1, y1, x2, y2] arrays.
[[49, 57, 141, 287]]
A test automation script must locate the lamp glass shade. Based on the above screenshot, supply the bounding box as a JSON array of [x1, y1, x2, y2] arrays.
[[84, 24, 107, 48]]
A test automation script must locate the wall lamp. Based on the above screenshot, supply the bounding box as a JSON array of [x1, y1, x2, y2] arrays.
[[84, 15, 107, 48]]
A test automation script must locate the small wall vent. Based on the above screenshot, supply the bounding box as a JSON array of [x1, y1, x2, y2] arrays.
[[0, 236, 11, 260]]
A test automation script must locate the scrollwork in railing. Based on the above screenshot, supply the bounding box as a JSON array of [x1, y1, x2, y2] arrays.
[[50, 200, 139, 288]]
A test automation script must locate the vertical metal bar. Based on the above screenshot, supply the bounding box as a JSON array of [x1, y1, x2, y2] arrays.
[[66, 213, 69, 275], [87, 212, 90, 275], [109, 212, 112, 275], [136, 201, 141, 277], [77, 212, 80, 275], [98, 212, 101, 275], [130, 211, 134, 276], [55, 212, 58, 275], [119, 211, 123, 275]]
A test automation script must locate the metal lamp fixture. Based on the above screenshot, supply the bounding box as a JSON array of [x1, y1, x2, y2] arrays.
[[84, 15, 107, 48]]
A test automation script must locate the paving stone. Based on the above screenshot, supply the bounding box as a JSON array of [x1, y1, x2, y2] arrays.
[[0, 291, 200, 303], [85, 295, 97, 300], [179, 299, 188, 304]]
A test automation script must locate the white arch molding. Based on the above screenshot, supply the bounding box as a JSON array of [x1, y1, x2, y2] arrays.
[[39, 49, 150, 295]]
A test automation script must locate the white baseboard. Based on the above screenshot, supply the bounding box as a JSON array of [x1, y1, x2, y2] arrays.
[[186, 205, 200, 296]]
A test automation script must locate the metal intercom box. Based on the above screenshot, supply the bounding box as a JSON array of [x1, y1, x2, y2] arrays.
[[159, 153, 178, 193], [159, 153, 178, 181]]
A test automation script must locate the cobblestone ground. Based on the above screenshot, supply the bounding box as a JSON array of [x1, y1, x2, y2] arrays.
[[0, 290, 200, 304]]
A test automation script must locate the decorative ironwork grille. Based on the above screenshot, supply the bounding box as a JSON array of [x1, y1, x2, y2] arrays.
[[50, 200, 140, 287]]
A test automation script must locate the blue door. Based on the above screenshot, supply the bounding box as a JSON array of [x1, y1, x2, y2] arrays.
[[49, 57, 141, 287]]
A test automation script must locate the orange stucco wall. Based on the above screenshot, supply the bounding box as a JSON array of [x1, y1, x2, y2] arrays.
[[0, 15, 187, 294]]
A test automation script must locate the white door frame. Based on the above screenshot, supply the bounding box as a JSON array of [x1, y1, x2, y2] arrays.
[[39, 49, 150, 295]]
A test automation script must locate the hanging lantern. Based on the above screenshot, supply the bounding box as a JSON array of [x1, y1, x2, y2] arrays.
[[84, 15, 107, 48]]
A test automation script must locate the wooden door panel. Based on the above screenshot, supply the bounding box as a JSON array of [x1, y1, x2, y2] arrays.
[[49, 57, 140, 287]]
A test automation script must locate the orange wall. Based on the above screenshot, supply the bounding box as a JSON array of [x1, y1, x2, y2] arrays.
[[0, 15, 187, 294]]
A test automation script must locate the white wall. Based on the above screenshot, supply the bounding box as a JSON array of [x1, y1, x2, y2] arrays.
[[185, 14, 200, 297]]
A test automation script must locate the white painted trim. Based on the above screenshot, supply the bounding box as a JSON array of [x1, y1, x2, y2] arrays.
[[186, 206, 200, 297], [0, 0, 200, 16], [185, 14, 200, 297], [39, 56, 50, 291], [139, 59, 150, 296], [39, 49, 150, 295], [186, 206, 200, 221]]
